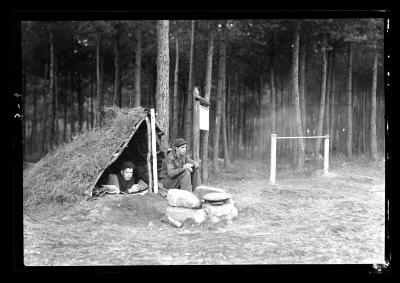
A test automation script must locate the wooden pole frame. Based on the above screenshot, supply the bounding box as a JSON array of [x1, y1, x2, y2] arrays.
[[150, 109, 158, 193], [324, 136, 330, 175], [194, 89, 210, 183], [270, 134, 277, 183], [193, 87, 200, 160], [145, 116, 153, 192], [269, 134, 330, 183]]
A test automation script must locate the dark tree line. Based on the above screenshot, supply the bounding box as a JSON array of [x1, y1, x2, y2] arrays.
[[21, 18, 385, 181]]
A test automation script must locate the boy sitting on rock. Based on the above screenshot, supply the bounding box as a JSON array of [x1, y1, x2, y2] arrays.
[[159, 138, 201, 192]]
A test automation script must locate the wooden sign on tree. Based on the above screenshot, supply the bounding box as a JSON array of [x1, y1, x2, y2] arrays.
[[193, 87, 210, 161], [199, 105, 209, 131]]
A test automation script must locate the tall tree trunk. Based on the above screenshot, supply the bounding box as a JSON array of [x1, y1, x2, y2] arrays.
[[251, 89, 256, 158], [184, 20, 195, 148], [171, 36, 180, 142], [351, 74, 358, 153], [377, 96, 381, 153], [283, 84, 289, 160], [213, 22, 226, 172], [357, 91, 362, 154], [359, 91, 364, 154], [370, 41, 378, 160], [134, 24, 142, 107], [156, 20, 170, 151], [90, 66, 94, 129], [314, 34, 328, 156], [113, 24, 121, 107], [243, 87, 247, 158], [201, 30, 214, 183], [95, 34, 104, 127], [42, 61, 49, 155], [227, 73, 232, 156], [336, 104, 341, 153], [22, 72, 27, 157], [151, 62, 157, 109], [42, 93, 47, 154], [77, 71, 83, 133], [325, 52, 333, 139], [147, 72, 152, 108], [340, 104, 345, 153], [258, 78, 262, 157], [279, 80, 285, 158], [292, 23, 305, 169], [270, 72, 276, 161], [191, 29, 200, 159], [299, 31, 306, 135], [230, 77, 236, 160], [287, 84, 293, 163], [192, 86, 200, 161], [49, 28, 55, 147], [244, 89, 247, 157], [270, 61, 276, 136], [261, 79, 271, 160], [221, 64, 230, 168], [346, 42, 354, 158], [354, 90, 359, 154], [233, 75, 239, 159], [86, 88, 90, 131], [329, 53, 336, 154], [279, 80, 284, 158], [178, 75, 185, 137], [379, 96, 384, 154], [70, 71, 75, 137], [63, 74, 68, 141], [54, 58, 58, 144], [238, 81, 244, 157], [31, 77, 37, 153], [363, 90, 367, 153]]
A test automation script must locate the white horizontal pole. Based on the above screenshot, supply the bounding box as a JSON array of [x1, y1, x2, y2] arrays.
[[276, 135, 329, 139]]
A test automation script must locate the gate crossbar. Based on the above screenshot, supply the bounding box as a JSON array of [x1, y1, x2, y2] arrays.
[[269, 134, 330, 183]]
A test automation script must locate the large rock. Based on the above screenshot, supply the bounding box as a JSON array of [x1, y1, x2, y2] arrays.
[[166, 207, 207, 224], [203, 192, 231, 202], [167, 189, 202, 208], [193, 186, 227, 200], [202, 199, 238, 222]]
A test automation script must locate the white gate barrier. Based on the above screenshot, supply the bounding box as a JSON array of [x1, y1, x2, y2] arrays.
[[269, 134, 330, 183]]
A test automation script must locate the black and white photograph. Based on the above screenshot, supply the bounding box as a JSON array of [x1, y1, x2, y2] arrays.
[[13, 10, 390, 270]]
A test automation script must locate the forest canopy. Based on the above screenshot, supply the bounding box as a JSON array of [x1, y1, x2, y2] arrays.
[[20, 18, 385, 176]]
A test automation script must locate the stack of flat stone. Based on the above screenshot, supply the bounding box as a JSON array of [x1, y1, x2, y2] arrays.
[[194, 186, 238, 223], [202, 192, 231, 205], [164, 186, 238, 226], [165, 189, 207, 224]]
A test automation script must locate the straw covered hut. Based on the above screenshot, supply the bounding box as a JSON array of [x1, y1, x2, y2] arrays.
[[23, 106, 165, 207]]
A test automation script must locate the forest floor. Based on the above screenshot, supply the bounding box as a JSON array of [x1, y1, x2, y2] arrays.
[[23, 156, 386, 265]]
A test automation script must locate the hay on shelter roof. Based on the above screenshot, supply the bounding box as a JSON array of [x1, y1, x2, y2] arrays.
[[23, 106, 150, 207]]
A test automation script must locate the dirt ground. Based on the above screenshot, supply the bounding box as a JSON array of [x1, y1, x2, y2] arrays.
[[23, 157, 386, 265]]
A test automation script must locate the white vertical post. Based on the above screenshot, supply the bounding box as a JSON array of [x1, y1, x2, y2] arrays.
[[150, 109, 158, 193], [324, 135, 329, 175], [270, 134, 277, 183]]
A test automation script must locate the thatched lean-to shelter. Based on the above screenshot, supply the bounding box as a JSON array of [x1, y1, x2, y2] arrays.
[[23, 106, 165, 207]]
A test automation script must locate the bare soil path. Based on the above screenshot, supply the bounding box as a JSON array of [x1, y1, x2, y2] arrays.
[[23, 158, 385, 265]]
